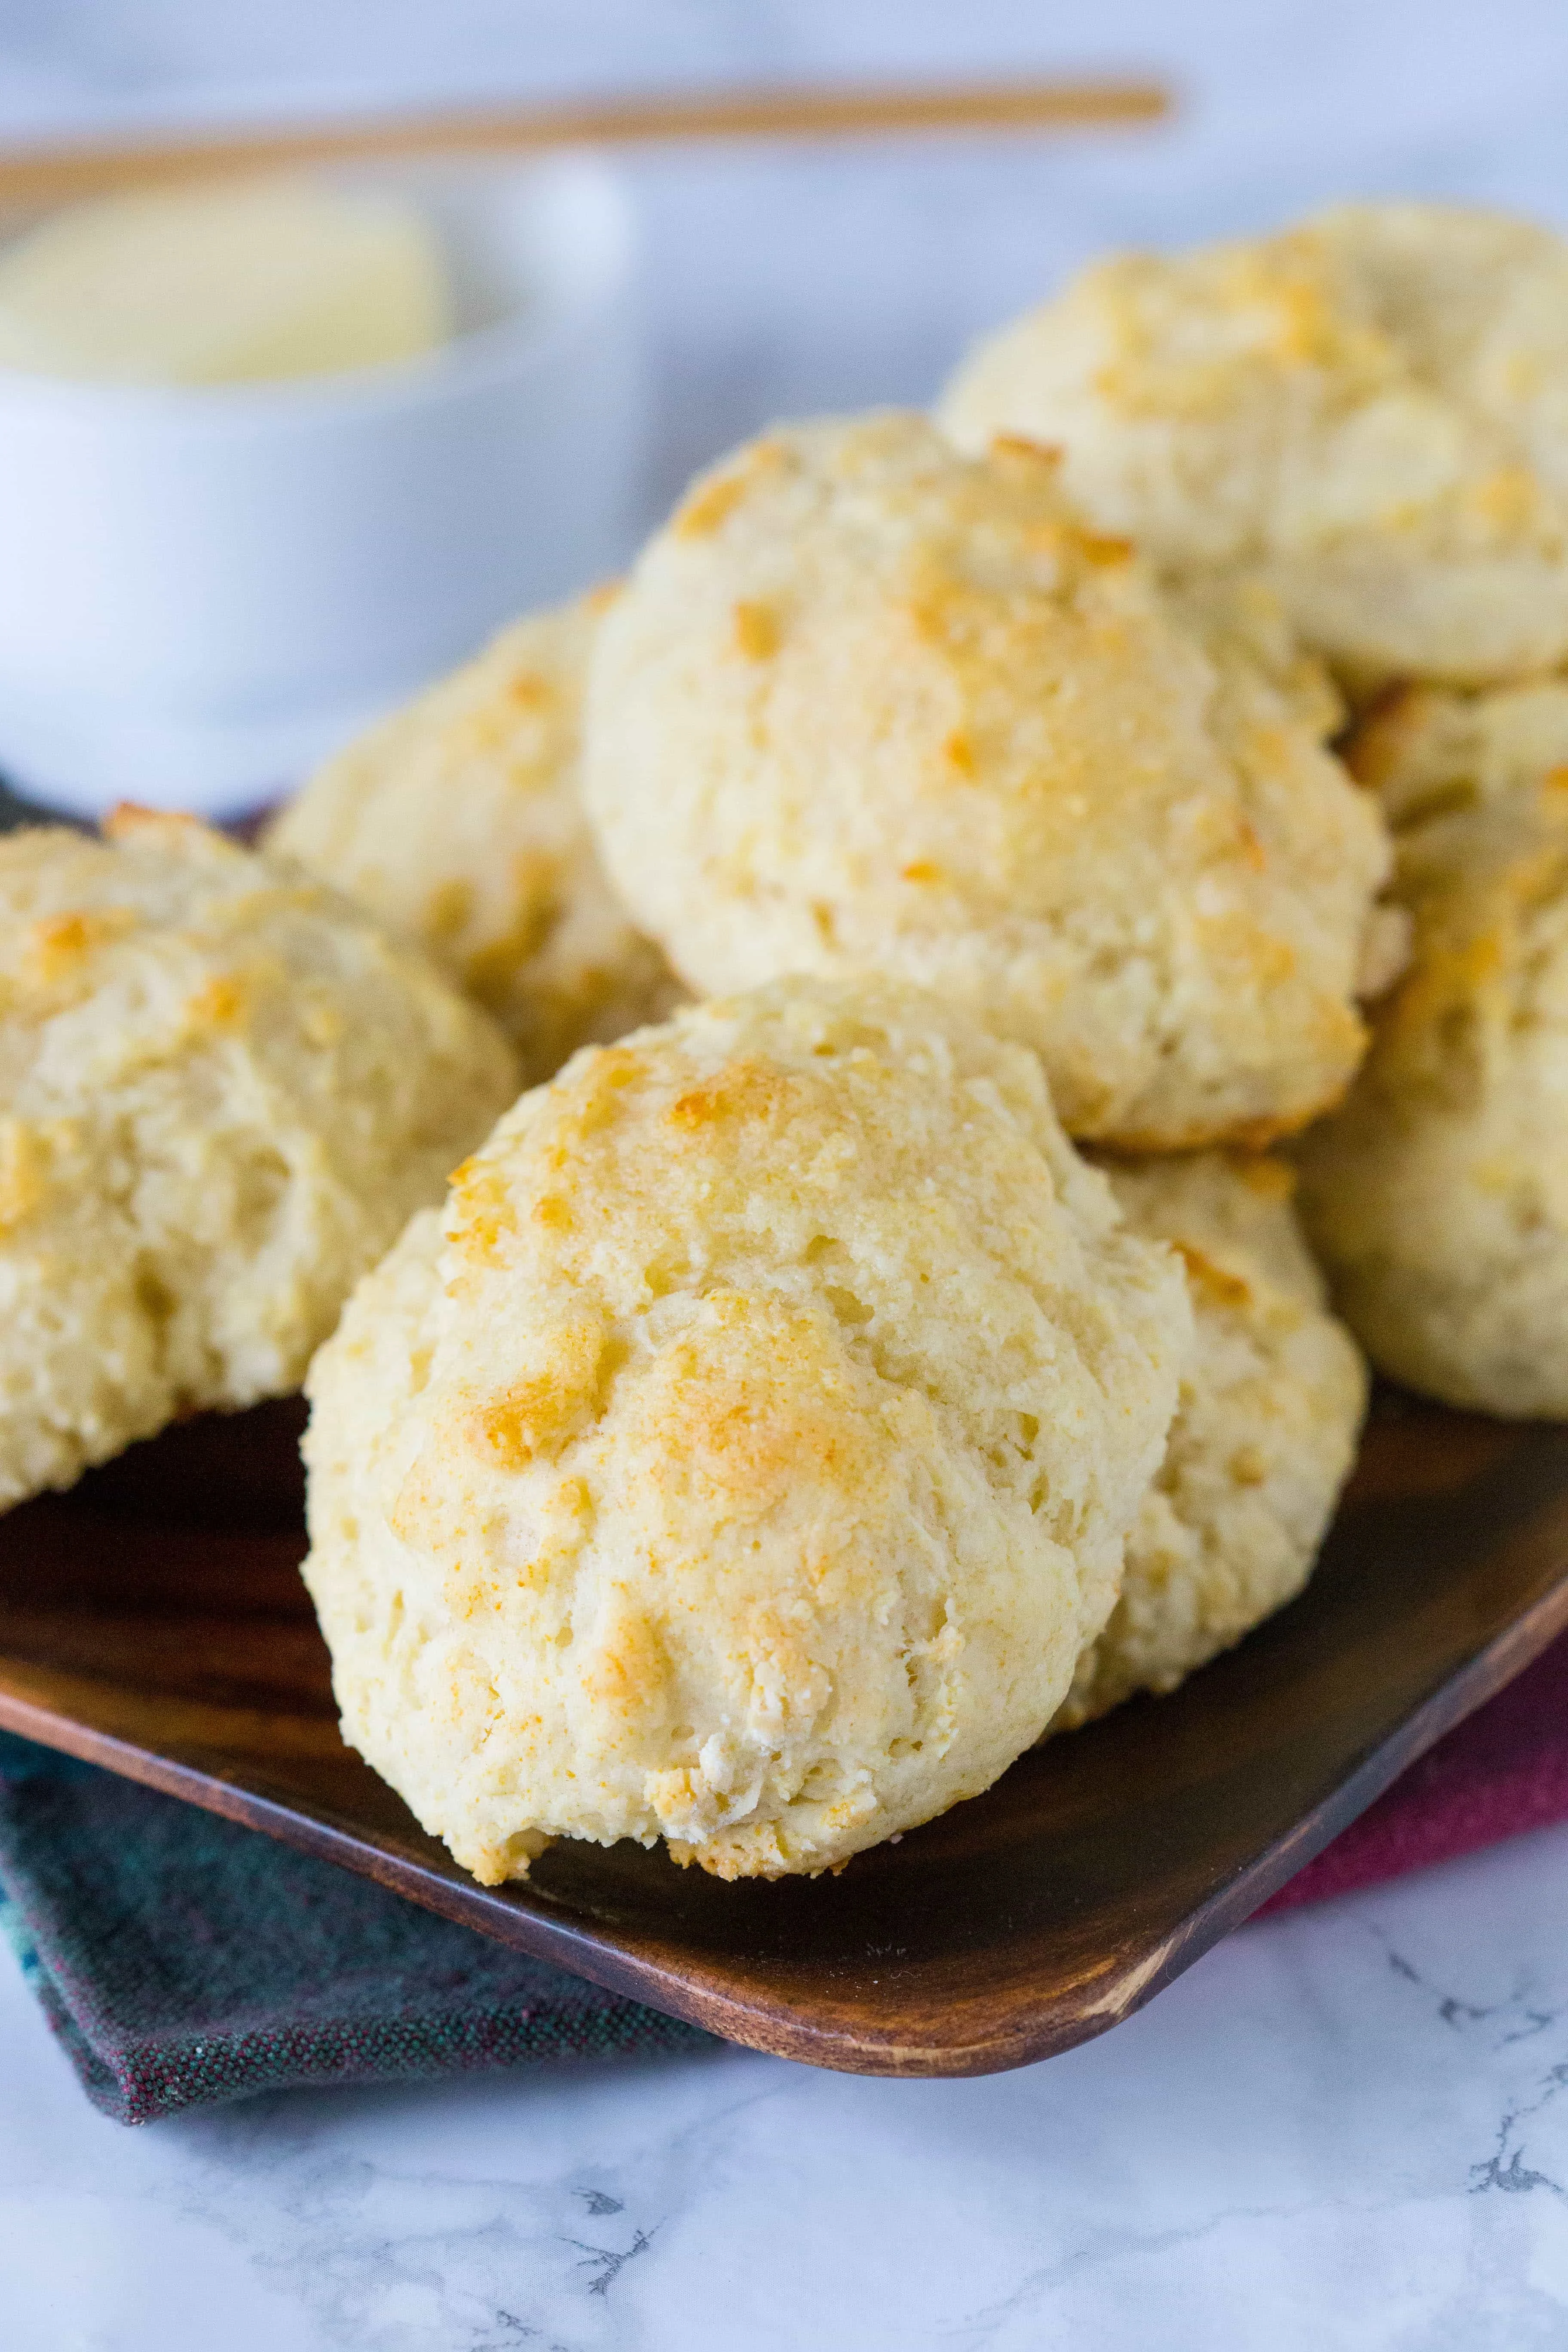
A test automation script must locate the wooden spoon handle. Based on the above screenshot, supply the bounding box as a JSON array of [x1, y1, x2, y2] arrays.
[[0, 76, 1172, 210]]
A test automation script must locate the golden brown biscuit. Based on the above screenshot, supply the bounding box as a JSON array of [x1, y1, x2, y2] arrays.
[[301, 977, 1191, 1883], [941, 203, 1568, 690], [584, 411, 1392, 1150], [0, 812, 518, 1508], [1300, 694, 1568, 1415], [1052, 1151, 1367, 1729], [268, 595, 680, 1085], [1345, 674, 1568, 824]]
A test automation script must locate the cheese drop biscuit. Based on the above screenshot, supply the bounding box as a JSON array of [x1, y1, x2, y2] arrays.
[[585, 411, 1392, 1150], [269, 595, 680, 1086], [1054, 1150, 1367, 1730], [941, 203, 1568, 690], [1301, 689, 1568, 1415], [301, 976, 1191, 1883], [0, 812, 518, 1507]]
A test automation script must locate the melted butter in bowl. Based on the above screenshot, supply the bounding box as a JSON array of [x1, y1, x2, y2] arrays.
[[0, 178, 453, 387]]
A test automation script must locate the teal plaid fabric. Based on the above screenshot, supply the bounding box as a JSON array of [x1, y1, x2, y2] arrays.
[[0, 1732, 712, 2124], [10, 1635, 1568, 2120]]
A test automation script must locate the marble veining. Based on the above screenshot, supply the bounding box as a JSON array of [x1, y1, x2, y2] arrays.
[[8, 1825, 1568, 2346]]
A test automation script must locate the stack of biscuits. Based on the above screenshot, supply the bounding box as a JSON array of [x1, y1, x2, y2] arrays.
[[10, 199, 1568, 1886]]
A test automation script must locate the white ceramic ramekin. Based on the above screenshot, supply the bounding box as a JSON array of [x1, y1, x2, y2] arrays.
[[0, 153, 643, 817]]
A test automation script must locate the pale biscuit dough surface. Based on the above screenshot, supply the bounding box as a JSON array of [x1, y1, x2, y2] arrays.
[[0, 813, 518, 1508], [585, 411, 1392, 1151], [301, 977, 1191, 1883], [940, 203, 1568, 689], [269, 596, 679, 1085], [1053, 1151, 1367, 1730], [1300, 689, 1568, 1415]]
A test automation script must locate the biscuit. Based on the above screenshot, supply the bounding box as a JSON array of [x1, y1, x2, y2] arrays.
[[0, 812, 518, 1507], [268, 595, 680, 1085], [1052, 1151, 1367, 1730], [1300, 696, 1568, 1415], [1344, 674, 1568, 824], [940, 202, 1568, 690], [301, 976, 1191, 1883], [584, 412, 1392, 1151]]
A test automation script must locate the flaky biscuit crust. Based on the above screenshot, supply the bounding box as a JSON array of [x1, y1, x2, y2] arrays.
[[585, 412, 1390, 1149], [1053, 1151, 1366, 1729], [269, 596, 679, 1086], [941, 203, 1568, 689], [0, 814, 518, 1507], [301, 977, 1191, 1882]]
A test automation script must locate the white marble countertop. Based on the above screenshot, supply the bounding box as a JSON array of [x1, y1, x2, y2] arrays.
[[8, 4, 1568, 2345], [7, 1823, 1568, 2348]]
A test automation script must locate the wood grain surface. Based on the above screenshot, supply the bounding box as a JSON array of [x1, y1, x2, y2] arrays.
[[1, 1391, 1565, 2078], [0, 78, 1171, 211]]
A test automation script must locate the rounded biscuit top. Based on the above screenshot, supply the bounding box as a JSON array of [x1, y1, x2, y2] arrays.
[[0, 811, 518, 1507], [1298, 734, 1568, 1416], [301, 975, 1191, 1882], [940, 202, 1568, 688], [585, 410, 1392, 1150], [268, 594, 679, 1086]]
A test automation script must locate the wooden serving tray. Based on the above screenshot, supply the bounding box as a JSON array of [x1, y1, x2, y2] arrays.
[[2, 1393, 1566, 2079]]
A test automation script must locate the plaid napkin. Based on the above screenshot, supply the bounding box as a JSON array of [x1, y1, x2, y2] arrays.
[[0, 1733, 711, 2124], [5, 1629, 1568, 2121], [1256, 1627, 1568, 1914]]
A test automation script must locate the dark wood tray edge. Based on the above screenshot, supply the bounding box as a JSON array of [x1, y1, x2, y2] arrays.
[[6, 1565, 1568, 2080]]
